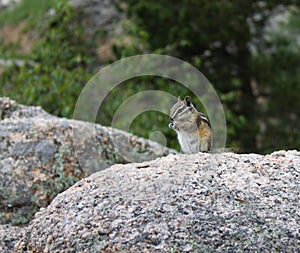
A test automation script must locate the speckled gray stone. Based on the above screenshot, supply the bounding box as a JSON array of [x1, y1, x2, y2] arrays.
[[13, 150, 300, 252], [0, 224, 25, 253], [0, 97, 175, 225], [11, 141, 35, 156], [34, 140, 57, 161]]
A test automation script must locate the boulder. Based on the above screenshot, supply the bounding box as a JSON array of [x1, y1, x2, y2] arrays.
[[13, 150, 300, 252], [0, 97, 175, 225], [69, 0, 122, 31]]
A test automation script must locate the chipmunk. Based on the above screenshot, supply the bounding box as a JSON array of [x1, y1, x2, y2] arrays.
[[169, 96, 212, 153]]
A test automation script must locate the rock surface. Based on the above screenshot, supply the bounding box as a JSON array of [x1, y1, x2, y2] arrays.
[[11, 150, 300, 252], [0, 97, 175, 225], [69, 0, 122, 31], [0, 224, 25, 252]]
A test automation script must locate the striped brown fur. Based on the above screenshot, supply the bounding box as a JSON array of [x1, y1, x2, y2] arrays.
[[169, 96, 212, 153]]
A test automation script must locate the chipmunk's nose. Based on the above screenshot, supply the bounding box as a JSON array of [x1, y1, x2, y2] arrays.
[[169, 122, 176, 129]]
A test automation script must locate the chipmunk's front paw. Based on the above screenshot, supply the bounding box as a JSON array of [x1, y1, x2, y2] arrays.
[[169, 122, 176, 129]]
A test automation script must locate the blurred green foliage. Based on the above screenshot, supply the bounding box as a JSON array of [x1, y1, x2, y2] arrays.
[[1, 3, 98, 117], [0, 0, 68, 27], [1, 0, 299, 153], [120, 0, 300, 153], [252, 8, 300, 153]]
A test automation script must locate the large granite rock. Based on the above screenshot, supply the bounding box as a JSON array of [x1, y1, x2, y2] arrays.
[[0, 97, 175, 225], [9, 150, 299, 252]]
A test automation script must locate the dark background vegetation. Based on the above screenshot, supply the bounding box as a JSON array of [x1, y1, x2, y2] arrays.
[[0, 0, 299, 154]]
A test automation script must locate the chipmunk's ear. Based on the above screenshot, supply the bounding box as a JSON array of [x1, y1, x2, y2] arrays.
[[184, 96, 192, 107], [177, 96, 181, 102]]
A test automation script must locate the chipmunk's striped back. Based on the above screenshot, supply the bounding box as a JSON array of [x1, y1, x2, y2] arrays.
[[169, 96, 212, 153]]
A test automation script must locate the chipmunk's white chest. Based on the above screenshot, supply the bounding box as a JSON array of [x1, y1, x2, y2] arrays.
[[176, 131, 199, 154]]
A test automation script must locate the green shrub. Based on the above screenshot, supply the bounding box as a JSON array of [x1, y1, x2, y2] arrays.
[[0, 0, 68, 27], [1, 3, 98, 118]]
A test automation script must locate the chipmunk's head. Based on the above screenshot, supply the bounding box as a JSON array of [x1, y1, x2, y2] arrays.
[[169, 96, 197, 132]]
